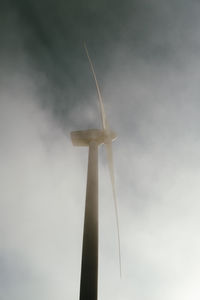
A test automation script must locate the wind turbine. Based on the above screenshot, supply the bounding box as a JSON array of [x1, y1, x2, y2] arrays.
[[71, 44, 121, 300]]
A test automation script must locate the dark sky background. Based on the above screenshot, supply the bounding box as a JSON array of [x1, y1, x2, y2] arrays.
[[2, 0, 199, 120], [1, 1, 200, 299]]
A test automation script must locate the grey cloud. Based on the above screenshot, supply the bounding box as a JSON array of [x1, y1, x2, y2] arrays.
[[1, 1, 200, 299]]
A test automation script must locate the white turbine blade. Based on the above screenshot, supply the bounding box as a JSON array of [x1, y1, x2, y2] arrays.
[[105, 141, 122, 277], [84, 43, 108, 130]]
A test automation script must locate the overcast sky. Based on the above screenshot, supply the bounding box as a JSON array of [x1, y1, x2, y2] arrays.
[[1, 1, 200, 299]]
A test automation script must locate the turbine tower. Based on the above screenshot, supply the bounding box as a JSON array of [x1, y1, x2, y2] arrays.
[[71, 44, 121, 300]]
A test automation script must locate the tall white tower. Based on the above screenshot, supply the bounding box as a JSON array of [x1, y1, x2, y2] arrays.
[[71, 45, 121, 300]]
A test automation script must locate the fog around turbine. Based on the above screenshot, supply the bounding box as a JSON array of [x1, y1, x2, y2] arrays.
[[1, 1, 200, 299]]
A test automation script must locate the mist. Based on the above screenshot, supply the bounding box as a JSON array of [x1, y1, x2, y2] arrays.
[[1, 1, 200, 299]]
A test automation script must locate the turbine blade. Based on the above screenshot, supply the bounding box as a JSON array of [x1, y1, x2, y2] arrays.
[[84, 43, 108, 130], [105, 141, 122, 277]]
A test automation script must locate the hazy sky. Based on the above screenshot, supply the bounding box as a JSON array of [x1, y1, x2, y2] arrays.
[[1, 1, 200, 299]]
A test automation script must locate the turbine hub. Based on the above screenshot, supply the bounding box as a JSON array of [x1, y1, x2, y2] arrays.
[[71, 129, 117, 146]]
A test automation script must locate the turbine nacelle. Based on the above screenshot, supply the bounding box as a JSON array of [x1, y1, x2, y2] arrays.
[[71, 129, 117, 147]]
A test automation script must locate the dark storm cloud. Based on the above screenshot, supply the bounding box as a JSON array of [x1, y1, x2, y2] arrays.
[[1, 0, 135, 86], [2, 0, 200, 122]]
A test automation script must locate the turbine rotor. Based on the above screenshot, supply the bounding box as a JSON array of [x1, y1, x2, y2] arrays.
[[84, 43, 122, 277]]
